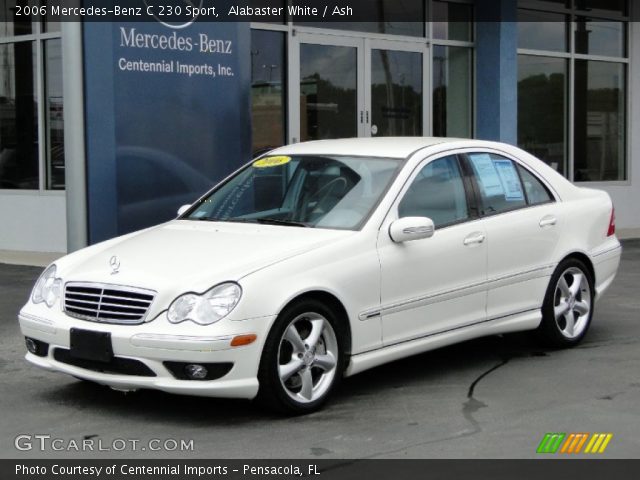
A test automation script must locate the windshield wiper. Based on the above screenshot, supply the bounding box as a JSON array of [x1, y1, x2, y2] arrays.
[[255, 218, 309, 228]]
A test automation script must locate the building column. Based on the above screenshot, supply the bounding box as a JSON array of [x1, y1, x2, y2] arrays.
[[61, 21, 88, 252], [475, 0, 518, 144]]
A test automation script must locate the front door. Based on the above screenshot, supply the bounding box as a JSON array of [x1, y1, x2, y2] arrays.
[[377, 154, 488, 346], [291, 33, 427, 143]]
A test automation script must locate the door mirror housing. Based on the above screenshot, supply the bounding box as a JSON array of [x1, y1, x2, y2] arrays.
[[177, 204, 191, 217], [389, 217, 435, 243]]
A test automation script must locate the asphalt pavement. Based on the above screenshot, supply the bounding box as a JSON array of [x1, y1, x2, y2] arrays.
[[1, 241, 639, 459]]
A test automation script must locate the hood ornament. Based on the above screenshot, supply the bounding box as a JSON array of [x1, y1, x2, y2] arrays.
[[109, 255, 121, 275]]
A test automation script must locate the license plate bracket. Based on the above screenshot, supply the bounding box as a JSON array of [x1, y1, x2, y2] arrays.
[[69, 328, 113, 363]]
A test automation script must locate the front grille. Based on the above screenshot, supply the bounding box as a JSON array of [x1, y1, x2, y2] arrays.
[[64, 282, 155, 325], [54, 348, 156, 377]]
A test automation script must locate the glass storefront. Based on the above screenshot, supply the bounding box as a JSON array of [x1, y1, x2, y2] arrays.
[[518, 55, 567, 175], [517, 0, 628, 182], [574, 60, 626, 181], [251, 29, 286, 154], [433, 45, 473, 138], [0, 42, 38, 189], [0, 1, 64, 191], [371, 49, 423, 137], [250, 0, 475, 152], [300, 43, 358, 141]]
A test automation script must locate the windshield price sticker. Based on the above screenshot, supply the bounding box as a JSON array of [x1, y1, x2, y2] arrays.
[[253, 156, 291, 168]]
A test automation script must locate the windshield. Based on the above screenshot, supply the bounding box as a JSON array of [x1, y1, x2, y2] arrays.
[[185, 155, 402, 230]]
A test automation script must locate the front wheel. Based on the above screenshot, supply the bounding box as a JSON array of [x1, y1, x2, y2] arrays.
[[257, 299, 346, 414], [538, 258, 594, 347]]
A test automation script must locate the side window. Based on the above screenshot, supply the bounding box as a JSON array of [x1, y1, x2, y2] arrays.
[[398, 155, 469, 228], [467, 153, 526, 215], [517, 164, 554, 205]]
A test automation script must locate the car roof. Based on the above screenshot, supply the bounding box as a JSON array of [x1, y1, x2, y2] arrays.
[[268, 137, 468, 159]]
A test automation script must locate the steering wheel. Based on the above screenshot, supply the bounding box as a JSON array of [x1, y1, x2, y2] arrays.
[[304, 177, 348, 221]]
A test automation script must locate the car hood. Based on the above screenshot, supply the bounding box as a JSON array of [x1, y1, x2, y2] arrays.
[[57, 220, 353, 294]]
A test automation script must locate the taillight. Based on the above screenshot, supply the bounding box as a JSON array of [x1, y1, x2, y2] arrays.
[[607, 207, 616, 237]]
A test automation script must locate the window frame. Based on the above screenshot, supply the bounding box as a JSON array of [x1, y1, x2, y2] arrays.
[[516, 1, 630, 185], [0, 15, 63, 193], [392, 153, 479, 230], [516, 162, 556, 206]]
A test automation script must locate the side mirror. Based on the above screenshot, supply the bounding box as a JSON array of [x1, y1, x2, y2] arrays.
[[177, 204, 191, 217], [389, 217, 435, 243]]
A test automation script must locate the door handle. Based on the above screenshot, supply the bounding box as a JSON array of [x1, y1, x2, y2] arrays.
[[539, 215, 557, 228], [463, 232, 486, 246]]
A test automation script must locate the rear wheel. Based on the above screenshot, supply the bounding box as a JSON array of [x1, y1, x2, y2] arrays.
[[257, 299, 346, 414], [538, 258, 594, 347]]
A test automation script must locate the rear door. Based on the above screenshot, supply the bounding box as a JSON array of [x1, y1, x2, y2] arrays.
[[376, 153, 488, 346], [463, 151, 560, 319]]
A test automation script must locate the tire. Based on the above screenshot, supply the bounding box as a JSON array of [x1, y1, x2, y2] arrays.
[[538, 258, 595, 348], [257, 299, 347, 414]]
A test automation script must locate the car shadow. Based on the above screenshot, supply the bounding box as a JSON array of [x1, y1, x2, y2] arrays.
[[37, 332, 552, 426]]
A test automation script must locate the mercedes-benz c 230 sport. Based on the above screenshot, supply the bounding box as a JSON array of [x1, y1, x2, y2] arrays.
[[19, 138, 621, 413]]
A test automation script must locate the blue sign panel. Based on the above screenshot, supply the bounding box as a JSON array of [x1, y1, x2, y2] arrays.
[[83, 20, 251, 242]]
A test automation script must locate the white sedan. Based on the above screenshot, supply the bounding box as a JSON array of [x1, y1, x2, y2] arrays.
[[19, 138, 621, 413]]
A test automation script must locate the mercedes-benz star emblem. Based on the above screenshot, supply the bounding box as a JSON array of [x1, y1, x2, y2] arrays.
[[109, 255, 121, 275]]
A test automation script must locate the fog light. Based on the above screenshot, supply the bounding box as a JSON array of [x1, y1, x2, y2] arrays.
[[24, 337, 48, 357], [26, 337, 38, 354], [184, 364, 208, 380]]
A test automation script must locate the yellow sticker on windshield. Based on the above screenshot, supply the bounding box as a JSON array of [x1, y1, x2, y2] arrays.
[[253, 156, 291, 168]]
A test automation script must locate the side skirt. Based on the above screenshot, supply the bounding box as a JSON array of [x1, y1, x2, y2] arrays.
[[345, 309, 541, 377]]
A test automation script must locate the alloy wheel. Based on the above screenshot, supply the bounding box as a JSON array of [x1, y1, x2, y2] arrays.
[[277, 312, 339, 404], [553, 267, 592, 339]]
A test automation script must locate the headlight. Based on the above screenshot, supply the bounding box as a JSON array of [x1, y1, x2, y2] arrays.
[[167, 282, 242, 325], [31, 264, 62, 308]]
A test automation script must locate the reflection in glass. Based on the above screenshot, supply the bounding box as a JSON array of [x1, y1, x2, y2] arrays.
[[45, 39, 64, 189], [433, 46, 472, 138], [399, 156, 469, 227], [518, 56, 567, 174], [574, 60, 626, 181], [300, 44, 357, 141], [518, 10, 568, 52], [518, 0, 569, 7], [371, 49, 422, 137], [298, 1, 424, 37], [251, 30, 286, 155], [0, 1, 33, 36], [575, 0, 628, 17], [187, 155, 402, 230], [0, 42, 38, 189], [298, 22, 424, 37], [432, 1, 473, 41], [575, 18, 626, 58]]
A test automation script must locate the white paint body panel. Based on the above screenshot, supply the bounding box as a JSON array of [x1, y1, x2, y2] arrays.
[[18, 138, 622, 399]]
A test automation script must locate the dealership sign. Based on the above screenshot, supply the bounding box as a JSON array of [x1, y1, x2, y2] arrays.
[[83, 19, 251, 242]]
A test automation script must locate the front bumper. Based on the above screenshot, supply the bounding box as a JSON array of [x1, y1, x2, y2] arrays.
[[19, 307, 275, 399]]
